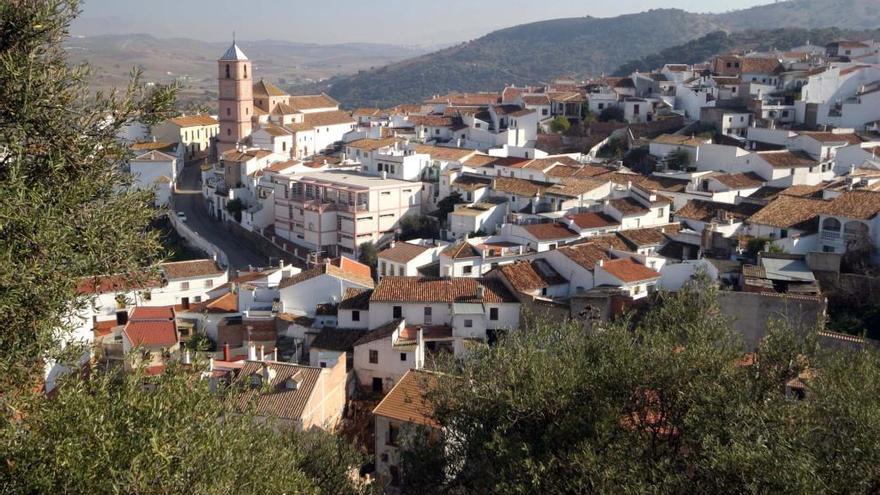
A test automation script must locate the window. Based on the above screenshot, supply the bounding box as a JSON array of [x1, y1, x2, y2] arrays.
[[780, 229, 789, 238], [205, 280, 213, 288], [243, 64, 247, 78], [352, 310, 360, 321], [180, 281, 189, 290], [369, 350, 378, 364], [225, 64, 230, 78], [400, 353, 407, 361], [393, 306, 402, 318], [490, 308, 499, 321], [463, 266, 473, 275], [464, 319, 473, 328], [424, 306, 432, 325], [193, 296, 202, 303], [657, 208, 665, 218]]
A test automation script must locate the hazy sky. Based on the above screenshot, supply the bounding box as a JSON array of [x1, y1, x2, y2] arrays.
[[72, 0, 774, 46]]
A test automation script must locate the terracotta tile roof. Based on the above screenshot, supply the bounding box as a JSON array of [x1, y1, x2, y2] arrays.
[[600, 258, 660, 283], [75, 272, 162, 295], [258, 124, 291, 137], [253, 80, 288, 97], [499, 260, 567, 293], [616, 224, 681, 248], [780, 184, 826, 198], [711, 172, 765, 189], [353, 107, 382, 117], [339, 288, 372, 310], [373, 369, 440, 427], [407, 115, 456, 127], [231, 361, 323, 421], [190, 292, 239, 313], [492, 177, 548, 197], [289, 93, 338, 110], [167, 114, 218, 127], [521, 222, 579, 241], [740, 57, 782, 74], [567, 211, 619, 230], [547, 177, 609, 197], [221, 148, 274, 162], [826, 191, 880, 219], [675, 200, 763, 223], [412, 144, 476, 162], [523, 95, 551, 105], [310, 327, 369, 352], [131, 141, 176, 152], [378, 242, 430, 264], [799, 131, 863, 145], [747, 195, 827, 230], [441, 241, 481, 259], [557, 243, 611, 270], [346, 137, 401, 151], [370, 277, 518, 303], [302, 110, 355, 128], [160, 260, 224, 280], [278, 259, 374, 290], [452, 174, 493, 191], [130, 306, 175, 321], [757, 150, 816, 169], [461, 154, 502, 168], [608, 197, 649, 216], [123, 320, 177, 347]]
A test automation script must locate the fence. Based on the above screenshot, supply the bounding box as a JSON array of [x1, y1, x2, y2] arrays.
[[167, 211, 230, 269]]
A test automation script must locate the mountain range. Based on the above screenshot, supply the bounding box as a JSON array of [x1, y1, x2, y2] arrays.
[[305, 0, 880, 109]]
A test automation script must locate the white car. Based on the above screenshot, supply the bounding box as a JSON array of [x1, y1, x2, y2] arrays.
[[176, 211, 187, 222]]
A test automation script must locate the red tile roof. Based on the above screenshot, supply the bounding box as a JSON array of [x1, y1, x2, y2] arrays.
[[130, 306, 175, 321], [499, 260, 567, 293], [378, 242, 431, 264], [123, 320, 178, 347], [160, 259, 224, 280], [521, 222, 579, 241], [230, 361, 323, 421], [600, 258, 660, 283], [373, 369, 440, 428], [567, 212, 619, 230], [370, 277, 518, 303]]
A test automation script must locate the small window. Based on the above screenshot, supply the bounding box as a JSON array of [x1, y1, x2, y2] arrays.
[[352, 310, 360, 321], [463, 266, 473, 275], [400, 353, 407, 361], [180, 281, 189, 290], [464, 319, 473, 328], [490, 308, 499, 321], [369, 350, 378, 364], [205, 280, 213, 288], [393, 306, 402, 318]]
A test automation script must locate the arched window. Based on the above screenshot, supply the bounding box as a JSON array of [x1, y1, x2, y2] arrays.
[[226, 108, 230, 116], [822, 217, 841, 232], [225, 64, 230, 79], [844, 221, 869, 240], [244, 64, 248, 78]]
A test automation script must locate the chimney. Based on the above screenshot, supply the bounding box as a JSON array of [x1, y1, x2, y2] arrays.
[[279, 258, 285, 270], [261, 362, 275, 384], [208, 357, 214, 371], [259, 345, 265, 361], [476, 285, 485, 300], [247, 342, 257, 361], [223, 342, 231, 362], [182, 348, 191, 365], [272, 347, 278, 361], [381, 170, 387, 180], [598, 258, 605, 267]]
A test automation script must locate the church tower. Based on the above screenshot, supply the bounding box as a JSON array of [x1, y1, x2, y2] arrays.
[[217, 40, 254, 154]]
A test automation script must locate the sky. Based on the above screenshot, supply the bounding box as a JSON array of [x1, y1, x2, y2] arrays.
[[72, 0, 774, 46]]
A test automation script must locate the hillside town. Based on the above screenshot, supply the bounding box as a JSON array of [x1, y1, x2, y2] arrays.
[[71, 37, 880, 491]]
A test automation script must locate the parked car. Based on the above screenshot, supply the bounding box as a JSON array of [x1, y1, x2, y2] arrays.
[[176, 211, 187, 222]]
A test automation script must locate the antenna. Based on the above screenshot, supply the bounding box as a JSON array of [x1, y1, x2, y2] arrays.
[[232, 30, 236, 44]]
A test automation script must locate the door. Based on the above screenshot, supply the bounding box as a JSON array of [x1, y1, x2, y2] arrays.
[[372, 377, 383, 393]]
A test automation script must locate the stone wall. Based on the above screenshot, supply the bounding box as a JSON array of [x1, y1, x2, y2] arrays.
[[717, 291, 826, 351]]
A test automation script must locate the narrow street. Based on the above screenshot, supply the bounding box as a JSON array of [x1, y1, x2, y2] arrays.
[[172, 158, 270, 273]]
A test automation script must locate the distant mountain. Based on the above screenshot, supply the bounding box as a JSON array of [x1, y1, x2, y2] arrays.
[[66, 34, 427, 109], [614, 27, 880, 76], [313, 0, 880, 108]]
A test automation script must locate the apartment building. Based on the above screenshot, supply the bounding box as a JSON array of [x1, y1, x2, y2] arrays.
[[274, 170, 422, 257], [153, 115, 219, 160]]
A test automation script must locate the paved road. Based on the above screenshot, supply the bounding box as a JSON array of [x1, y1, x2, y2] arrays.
[[173, 159, 270, 273]]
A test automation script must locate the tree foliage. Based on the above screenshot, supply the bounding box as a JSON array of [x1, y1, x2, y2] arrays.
[[1, 365, 367, 494], [665, 148, 691, 171], [598, 106, 625, 123], [399, 214, 439, 241], [549, 116, 571, 134], [399, 280, 880, 494]]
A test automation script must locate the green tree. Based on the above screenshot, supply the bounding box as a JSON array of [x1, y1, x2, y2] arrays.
[[1, 365, 366, 494], [665, 148, 691, 171], [226, 198, 246, 222], [599, 106, 625, 122], [436, 192, 462, 224], [0, 0, 177, 391], [399, 279, 880, 494], [549, 116, 571, 134], [399, 214, 439, 241], [358, 242, 379, 279]]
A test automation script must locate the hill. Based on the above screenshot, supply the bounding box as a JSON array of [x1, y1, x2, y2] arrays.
[[66, 34, 427, 110], [313, 0, 880, 108], [613, 27, 880, 76]]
